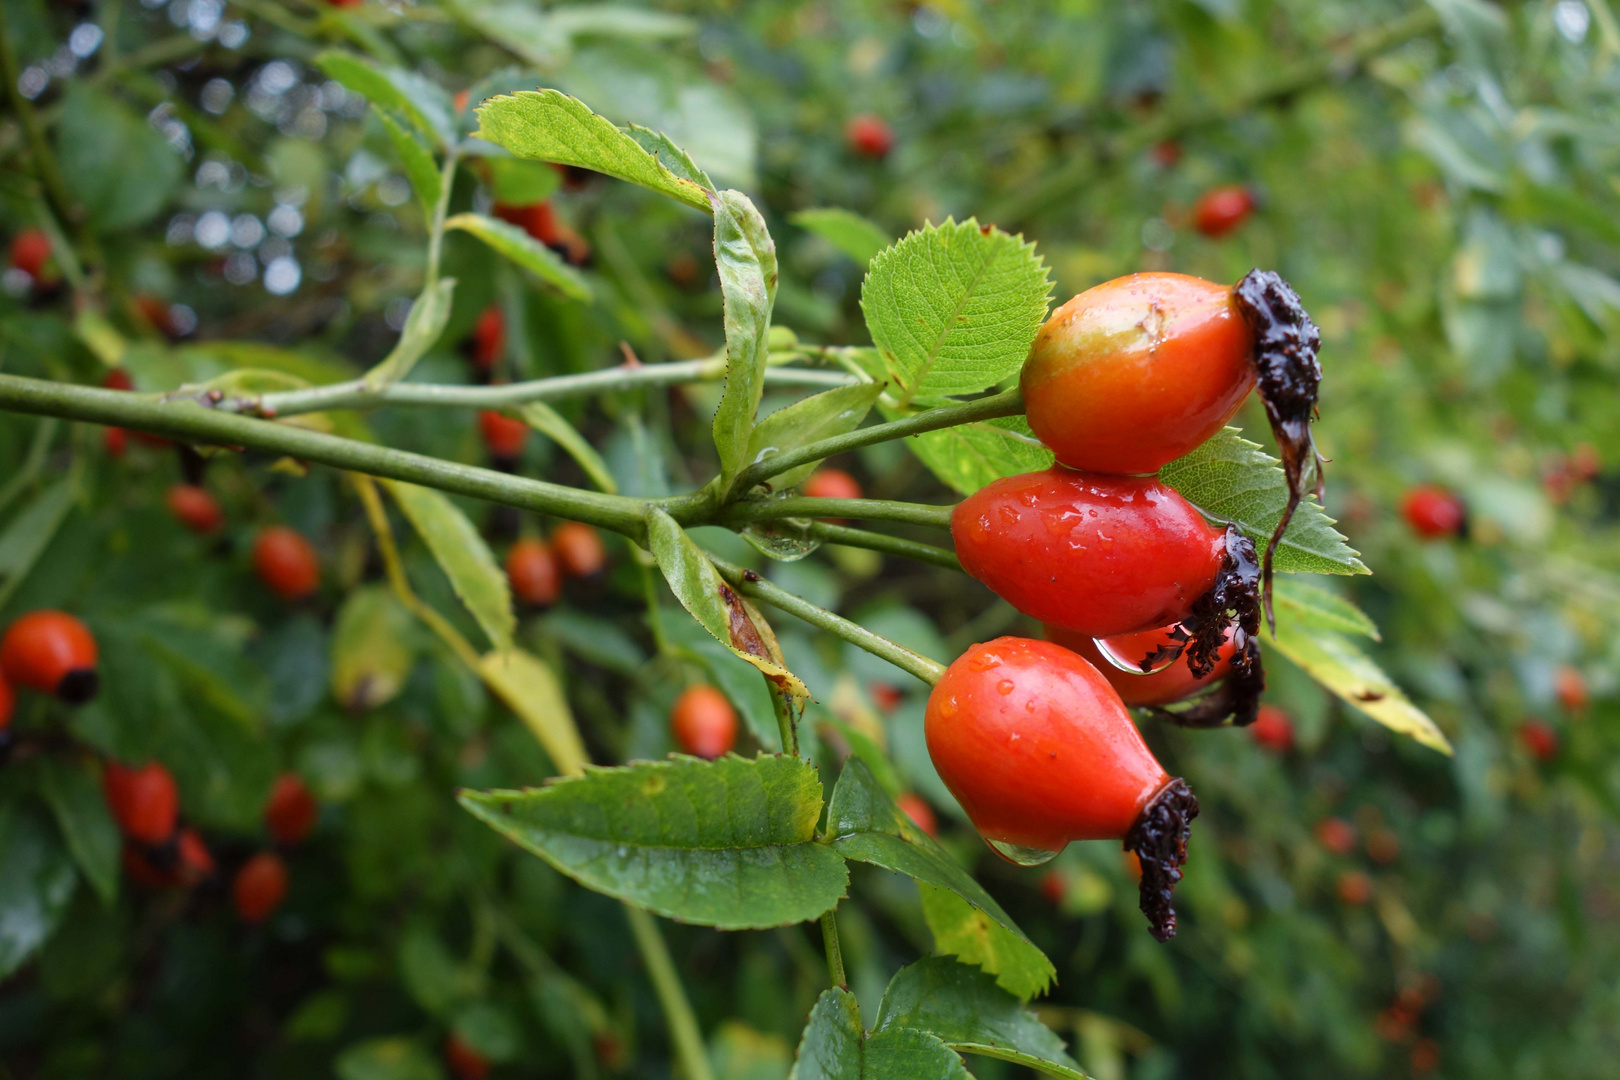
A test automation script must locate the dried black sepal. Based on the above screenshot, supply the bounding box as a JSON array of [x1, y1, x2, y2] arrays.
[[1125, 778, 1199, 941], [1185, 526, 1262, 677], [1145, 634, 1265, 729], [1232, 269, 1322, 628]]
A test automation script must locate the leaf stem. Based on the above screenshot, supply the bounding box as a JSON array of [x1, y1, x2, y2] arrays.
[[719, 496, 954, 532], [625, 905, 716, 1080], [708, 555, 947, 686], [424, 149, 460, 284], [731, 387, 1024, 494], [770, 681, 799, 758], [819, 910, 847, 990], [808, 522, 962, 572]]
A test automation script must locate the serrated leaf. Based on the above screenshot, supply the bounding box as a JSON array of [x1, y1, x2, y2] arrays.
[[459, 755, 848, 929], [384, 480, 514, 651], [0, 805, 78, 979], [711, 190, 779, 482], [478, 648, 590, 777], [645, 510, 809, 701], [315, 51, 454, 148], [827, 760, 1051, 999], [515, 401, 617, 493], [443, 213, 592, 301], [625, 123, 713, 190], [365, 277, 456, 386], [1158, 427, 1368, 576], [38, 760, 120, 906], [1272, 576, 1380, 639], [475, 90, 713, 212], [375, 107, 440, 220], [899, 411, 1053, 496], [874, 959, 1089, 1078], [1262, 620, 1450, 754], [788, 988, 973, 1080], [860, 219, 1051, 404], [330, 586, 417, 711], [920, 885, 1055, 1002], [746, 383, 885, 490], [792, 209, 893, 266]]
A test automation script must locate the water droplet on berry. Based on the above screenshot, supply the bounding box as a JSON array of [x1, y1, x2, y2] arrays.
[[1093, 635, 1179, 675], [968, 651, 1001, 671], [938, 696, 958, 718], [986, 839, 1063, 867], [996, 679, 1015, 695]]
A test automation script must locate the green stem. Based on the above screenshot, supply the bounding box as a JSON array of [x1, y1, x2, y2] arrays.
[[424, 149, 460, 283], [770, 681, 799, 757], [819, 911, 847, 990], [809, 522, 962, 572], [625, 906, 715, 1080], [730, 388, 1023, 495], [708, 555, 947, 686], [719, 496, 954, 532]]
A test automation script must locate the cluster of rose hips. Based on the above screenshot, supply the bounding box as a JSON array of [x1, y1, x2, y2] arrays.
[[504, 522, 607, 608], [924, 268, 1325, 939]]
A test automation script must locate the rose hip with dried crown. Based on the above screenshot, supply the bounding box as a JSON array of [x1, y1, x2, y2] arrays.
[[1, 611, 99, 704], [670, 685, 738, 759]]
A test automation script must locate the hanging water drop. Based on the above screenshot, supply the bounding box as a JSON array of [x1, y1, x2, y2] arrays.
[[986, 838, 1064, 867], [1093, 633, 1179, 675]]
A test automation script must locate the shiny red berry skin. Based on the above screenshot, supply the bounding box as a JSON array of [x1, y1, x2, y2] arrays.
[[1044, 623, 1235, 707], [803, 468, 862, 502], [1554, 665, 1588, 713], [10, 229, 51, 278], [471, 306, 505, 371], [1248, 705, 1295, 752], [233, 852, 289, 923], [925, 637, 1171, 854], [103, 761, 180, 846], [167, 484, 224, 534], [895, 793, 938, 837], [0, 670, 13, 732], [506, 538, 561, 608], [953, 468, 1227, 639], [1401, 486, 1465, 539], [845, 114, 894, 158], [1193, 185, 1255, 238], [1315, 817, 1356, 855], [1518, 719, 1558, 762], [253, 527, 321, 601], [1, 611, 99, 703], [551, 522, 607, 579], [265, 773, 319, 845], [670, 685, 738, 759], [445, 1034, 491, 1080], [479, 410, 530, 458], [1021, 273, 1255, 475]]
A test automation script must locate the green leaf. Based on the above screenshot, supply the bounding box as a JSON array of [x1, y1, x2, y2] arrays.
[[334, 1036, 445, 1080], [788, 988, 973, 1080], [38, 760, 120, 906], [874, 958, 1090, 1078], [484, 156, 562, 204], [330, 586, 418, 712], [710, 190, 780, 482], [478, 648, 590, 777], [791, 209, 893, 266], [0, 476, 76, 609], [920, 885, 1056, 1003], [747, 383, 885, 489], [1158, 427, 1368, 576], [375, 107, 441, 220], [0, 804, 78, 979], [899, 411, 1053, 496], [56, 86, 182, 231], [1262, 620, 1450, 754], [474, 90, 713, 212], [315, 51, 454, 148], [443, 213, 592, 302], [625, 123, 715, 190], [514, 401, 617, 493], [459, 755, 848, 929], [384, 480, 515, 651], [365, 277, 456, 386], [827, 760, 1052, 1000], [645, 509, 809, 700], [1272, 576, 1380, 640], [860, 219, 1051, 403]]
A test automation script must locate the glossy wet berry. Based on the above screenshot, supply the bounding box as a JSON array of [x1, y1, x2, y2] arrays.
[[253, 526, 320, 600], [895, 793, 938, 837], [233, 851, 289, 923], [1193, 184, 1256, 238], [506, 538, 561, 609], [1248, 704, 1295, 752], [1518, 719, 1558, 762], [925, 636, 1197, 939], [953, 468, 1228, 638], [670, 685, 738, 759], [1, 610, 99, 703], [9, 229, 51, 278], [1044, 623, 1235, 707], [103, 761, 180, 846], [845, 114, 894, 158], [1315, 817, 1356, 855], [167, 484, 224, 534], [1554, 665, 1588, 713], [445, 1033, 491, 1080], [479, 410, 530, 459], [551, 522, 607, 580], [123, 827, 214, 889], [1401, 485, 1465, 539], [471, 306, 506, 371], [265, 773, 319, 846]]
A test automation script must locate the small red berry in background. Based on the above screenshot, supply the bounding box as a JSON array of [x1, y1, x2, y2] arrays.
[[895, 793, 938, 837], [1039, 870, 1066, 906], [167, 484, 224, 534], [479, 410, 530, 459], [1570, 442, 1601, 481], [324, 0, 361, 8], [102, 369, 135, 392], [253, 527, 321, 601], [101, 370, 171, 448], [1553, 665, 1588, 714], [1365, 828, 1401, 865], [665, 251, 701, 289], [1248, 705, 1295, 752], [265, 773, 319, 846], [551, 522, 607, 580], [123, 828, 214, 889], [0, 669, 13, 733], [233, 852, 289, 923], [506, 538, 561, 609], [9, 229, 52, 279], [132, 295, 177, 338], [803, 468, 862, 502], [845, 114, 894, 159], [1336, 869, 1372, 906], [1, 610, 99, 703], [496, 201, 560, 245], [869, 681, 903, 713], [453, 88, 470, 114], [1410, 1038, 1441, 1074], [1401, 485, 1465, 539], [103, 426, 128, 457], [1151, 140, 1181, 168], [471, 306, 506, 371], [103, 761, 180, 846], [445, 1033, 491, 1080], [1315, 817, 1356, 856], [670, 685, 738, 759], [1518, 719, 1558, 762], [1192, 184, 1255, 238]]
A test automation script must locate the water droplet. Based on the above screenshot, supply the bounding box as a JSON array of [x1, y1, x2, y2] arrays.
[[996, 679, 1015, 695], [969, 651, 1002, 671], [939, 695, 958, 718], [1094, 635, 1179, 675], [1024, 699, 1036, 712], [986, 839, 1064, 867]]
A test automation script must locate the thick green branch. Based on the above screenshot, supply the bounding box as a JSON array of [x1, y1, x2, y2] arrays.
[[809, 522, 963, 572]]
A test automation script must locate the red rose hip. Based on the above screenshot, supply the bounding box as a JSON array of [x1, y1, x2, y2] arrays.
[[1, 611, 99, 703], [1193, 184, 1256, 238], [9, 229, 51, 278], [253, 527, 321, 600], [551, 522, 607, 580], [471, 306, 506, 371], [845, 114, 894, 159], [479, 410, 529, 459], [103, 761, 180, 846], [445, 1034, 491, 1080], [233, 852, 289, 922], [670, 685, 738, 759], [1401, 486, 1465, 539], [167, 485, 224, 534], [1248, 704, 1295, 752], [0, 670, 13, 733], [506, 538, 561, 608], [264, 773, 319, 845], [803, 468, 861, 502], [895, 793, 938, 837]]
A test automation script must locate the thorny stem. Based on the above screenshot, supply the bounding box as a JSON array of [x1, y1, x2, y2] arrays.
[[819, 910, 848, 990], [625, 905, 717, 1080]]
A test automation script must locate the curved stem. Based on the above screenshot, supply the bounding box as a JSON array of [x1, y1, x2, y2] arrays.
[[731, 388, 1023, 494], [809, 522, 962, 572], [625, 906, 716, 1080], [719, 496, 953, 532]]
